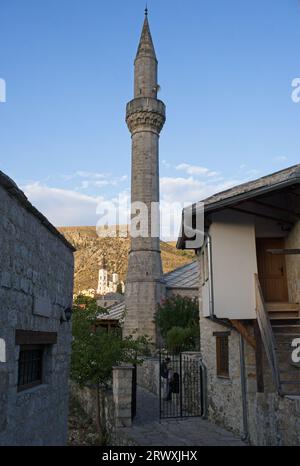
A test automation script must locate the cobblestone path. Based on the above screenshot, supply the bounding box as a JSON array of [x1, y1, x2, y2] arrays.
[[121, 386, 246, 446]]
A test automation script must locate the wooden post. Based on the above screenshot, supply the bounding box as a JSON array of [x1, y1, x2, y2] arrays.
[[253, 321, 264, 393]]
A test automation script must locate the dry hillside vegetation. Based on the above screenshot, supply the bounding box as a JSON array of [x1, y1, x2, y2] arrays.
[[59, 226, 194, 293]]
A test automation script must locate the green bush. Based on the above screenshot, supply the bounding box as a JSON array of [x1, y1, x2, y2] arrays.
[[155, 296, 199, 339], [155, 295, 199, 353]]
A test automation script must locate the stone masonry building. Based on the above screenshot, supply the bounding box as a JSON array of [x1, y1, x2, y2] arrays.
[[0, 171, 74, 446], [178, 165, 300, 445]]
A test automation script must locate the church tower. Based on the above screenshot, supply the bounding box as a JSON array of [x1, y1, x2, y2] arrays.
[[97, 257, 108, 295], [124, 10, 166, 343]]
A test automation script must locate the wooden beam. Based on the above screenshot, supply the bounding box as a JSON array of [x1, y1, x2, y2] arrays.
[[230, 320, 256, 350], [253, 320, 264, 393], [250, 199, 300, 218], [15, 330, 57, 345], [267, 248, 300, 255], [230, 206, 294, 225], [290, 190, 300, 198]]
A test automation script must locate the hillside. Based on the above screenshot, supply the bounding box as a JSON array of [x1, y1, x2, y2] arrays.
[[58, 226, 195, 294]]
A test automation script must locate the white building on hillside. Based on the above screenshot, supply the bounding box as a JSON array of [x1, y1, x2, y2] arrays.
[[96, 257, 124, 296]]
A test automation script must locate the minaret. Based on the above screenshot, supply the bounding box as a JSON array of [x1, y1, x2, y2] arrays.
[[124, 10, 166, 343]]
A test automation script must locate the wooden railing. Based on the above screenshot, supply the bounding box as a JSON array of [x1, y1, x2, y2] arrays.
[[254, 274, 282, 394]]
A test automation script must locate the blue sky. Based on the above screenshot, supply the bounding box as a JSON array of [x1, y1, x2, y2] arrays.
[[0, 0, 299, 230]]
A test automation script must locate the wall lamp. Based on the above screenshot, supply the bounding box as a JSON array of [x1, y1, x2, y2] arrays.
[[60, 307, 73, 324]]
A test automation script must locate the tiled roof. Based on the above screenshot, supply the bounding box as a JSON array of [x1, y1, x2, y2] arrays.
[[201, 164, 300, 212], [164, 261, 199, 289], [98, 302, 125, 322], [177, 164, 300, 249]]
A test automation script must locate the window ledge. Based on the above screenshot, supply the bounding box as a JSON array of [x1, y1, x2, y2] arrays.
[[16, 383, 49, 396], [216, 376, 231, 383]]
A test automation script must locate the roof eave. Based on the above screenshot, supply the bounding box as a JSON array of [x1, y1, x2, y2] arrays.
[[177, 176, 300, 250]]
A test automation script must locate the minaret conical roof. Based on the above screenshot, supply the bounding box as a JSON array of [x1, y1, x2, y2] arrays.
[[136, 14, 157, 61]]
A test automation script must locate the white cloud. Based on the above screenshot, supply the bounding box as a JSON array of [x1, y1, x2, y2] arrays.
[[159, 176, 242, 240], [79, 180, 110, 190], [61, 171, 128, 191], [160, 176, 240, 205], [176, 163, 219, 177], [23, 182, 131, 229], [61, 171, 108, 181], [273, 156, 288, 163], [23, 182, 102, 226], [22, 168, 243, 240]]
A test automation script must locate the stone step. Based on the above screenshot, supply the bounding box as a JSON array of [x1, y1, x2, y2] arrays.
[[281, 391, 300, 396], [280, 378, 300, 385], [276, 351, 299, 364], [269, 309, 299, 320], [274, 333, 300, 338], [280, 382, 300, 395], [267, 302, 300, 311], [271, 318, 300, 323], [270, 317, 300, 328], [279, 370, 300, 381], [275, 339, 300, 349], [272, 322, 300, 330]]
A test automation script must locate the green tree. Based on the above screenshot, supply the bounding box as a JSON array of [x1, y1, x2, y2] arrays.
[[155, 296, 199, 353], [71, 296, 151, 443], [166, 326, 199, 354]]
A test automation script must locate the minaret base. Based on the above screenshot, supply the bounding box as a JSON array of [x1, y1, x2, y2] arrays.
[[124, 280, 166, 344]]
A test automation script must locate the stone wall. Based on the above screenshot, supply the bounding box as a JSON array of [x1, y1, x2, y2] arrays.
[[249, 393, 300, 445], [286, 220, 300, 304], [70, 381, 116, 442], [70, 377, 137, 446], [200, 311, 300, 445], [199, 314, 244, 434], [0, 183, 74, 445], [166, 288, 198, 299], [137, 357, 160, 396]]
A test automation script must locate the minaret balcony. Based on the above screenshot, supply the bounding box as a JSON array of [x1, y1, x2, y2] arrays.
[[126, 97, 166, 135]]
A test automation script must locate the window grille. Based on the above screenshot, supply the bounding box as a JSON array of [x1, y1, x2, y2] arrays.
[[18, 344, 43, 392]]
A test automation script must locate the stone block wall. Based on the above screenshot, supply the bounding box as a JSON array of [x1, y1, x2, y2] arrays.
[[70, 381, 116, 440], [166, 288, 198, 299], [137, 358, 160, 396], [0, 184, 74, 445], [199, 314, 244, 435], [113, 366, 134, 428], [248, 393, 300, 445], [70, 372, 136, 446], [200, 311, 300, 445]]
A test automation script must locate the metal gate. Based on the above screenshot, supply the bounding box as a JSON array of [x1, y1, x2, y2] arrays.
[[159, 352, 206, 419]]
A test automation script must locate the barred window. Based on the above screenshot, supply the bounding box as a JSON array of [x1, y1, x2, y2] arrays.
[[18, 344, 43, 392], [216, 335, 229, 378]]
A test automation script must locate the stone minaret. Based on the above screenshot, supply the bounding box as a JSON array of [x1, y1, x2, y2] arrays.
[[124, 10, 166, 343]]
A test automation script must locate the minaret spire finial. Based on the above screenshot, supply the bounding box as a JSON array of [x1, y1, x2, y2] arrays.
[[145, 4, 148, 16]]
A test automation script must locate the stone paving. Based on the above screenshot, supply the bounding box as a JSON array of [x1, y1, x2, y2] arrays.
[[120, 387, 246, 446]]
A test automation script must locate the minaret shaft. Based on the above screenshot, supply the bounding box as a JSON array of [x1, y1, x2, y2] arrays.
[[124, 14, 166, 343]]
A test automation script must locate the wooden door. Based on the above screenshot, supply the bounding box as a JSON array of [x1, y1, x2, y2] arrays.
[[256, 238, 289, 303]]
